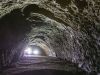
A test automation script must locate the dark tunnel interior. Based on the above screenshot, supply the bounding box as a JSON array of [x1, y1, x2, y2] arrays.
[[0, 0, 100, 75], [0, 7, 86, 75], [13, 69, 86, 75]]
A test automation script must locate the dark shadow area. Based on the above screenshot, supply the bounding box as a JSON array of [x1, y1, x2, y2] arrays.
[[13, 69, 86, 75], [0, 8, 31, 49], [55, 0, 71, 8], [0, 9, 32, 68], [75, 0, 87, 11]]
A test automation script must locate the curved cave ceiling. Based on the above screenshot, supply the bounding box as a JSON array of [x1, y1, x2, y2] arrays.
[[0, 0, 100, 75]]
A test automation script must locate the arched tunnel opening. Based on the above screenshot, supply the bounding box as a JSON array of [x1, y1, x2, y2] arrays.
[[0, 5, 85, 75], [0, 1, 99, 75]]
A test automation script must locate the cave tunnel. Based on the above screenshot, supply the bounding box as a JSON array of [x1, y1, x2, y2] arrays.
[[0, 0, 100, 75]]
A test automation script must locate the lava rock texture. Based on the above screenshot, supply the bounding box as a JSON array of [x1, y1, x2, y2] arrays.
[[0, 0, 100, 75]]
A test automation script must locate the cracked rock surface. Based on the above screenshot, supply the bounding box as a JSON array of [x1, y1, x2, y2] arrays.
[[0, 0, 100, 75]]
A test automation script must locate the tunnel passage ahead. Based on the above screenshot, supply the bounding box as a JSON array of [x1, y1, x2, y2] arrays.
[[23, 45, 47, 57], [0, 6, 87, 75], [0, 0, 99, 74]]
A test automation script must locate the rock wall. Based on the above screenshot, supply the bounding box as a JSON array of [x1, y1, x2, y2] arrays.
[[0, 0, 100, 74]]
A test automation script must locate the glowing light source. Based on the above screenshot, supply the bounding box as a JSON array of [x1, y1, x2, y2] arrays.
[[33, 49, 40, 55], [23, 46, 42, 57], [24, 47, 32, 55]]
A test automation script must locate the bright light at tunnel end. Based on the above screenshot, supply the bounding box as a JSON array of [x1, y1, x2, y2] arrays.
[[33, 49, 40, 55], [22, 45, 56, 57], [24, 47, 32, 55], [23, 46, 40, 57]]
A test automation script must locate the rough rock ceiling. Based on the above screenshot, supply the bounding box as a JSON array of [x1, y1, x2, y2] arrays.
[[0, 0, 100, 75]]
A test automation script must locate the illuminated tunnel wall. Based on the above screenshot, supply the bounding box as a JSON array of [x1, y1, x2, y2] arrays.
[[0, 0, 100, 74], [0, 4, 71, 64]]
